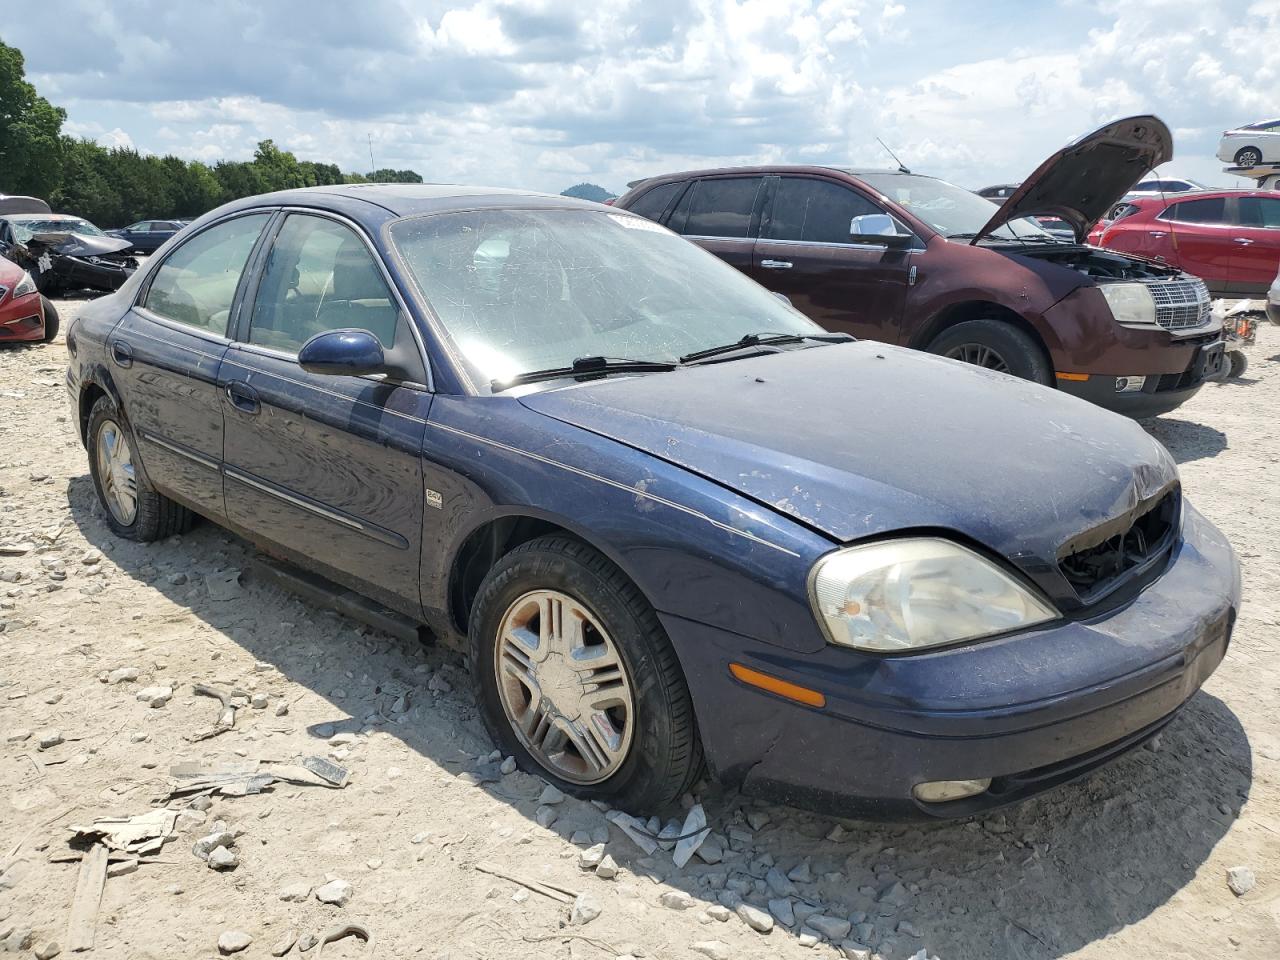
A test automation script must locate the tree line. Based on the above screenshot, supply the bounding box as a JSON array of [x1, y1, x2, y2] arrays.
[[0, 38, 421, 228]]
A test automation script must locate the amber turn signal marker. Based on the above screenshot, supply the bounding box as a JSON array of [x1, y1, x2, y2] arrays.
[[1055, 372, 1090, 382], [729, 663, 826, 708]]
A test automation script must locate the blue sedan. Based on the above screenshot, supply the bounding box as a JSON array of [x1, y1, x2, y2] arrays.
[[64, 184, 1240, 818]]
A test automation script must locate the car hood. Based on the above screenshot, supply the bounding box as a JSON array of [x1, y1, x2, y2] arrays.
[[520, 342, 1177, 592], [29, 232, 133, 257], [976, 115, 1173, 244]]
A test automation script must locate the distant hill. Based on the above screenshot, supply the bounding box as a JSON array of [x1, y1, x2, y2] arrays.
[[560, 182, 616, 203]]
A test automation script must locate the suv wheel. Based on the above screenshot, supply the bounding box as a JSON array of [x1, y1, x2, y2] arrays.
[[470, 535, 702, 811], [1234, 146, 1262, 168], [929, 319, 1052, 386], [86, 395, 194, 541]]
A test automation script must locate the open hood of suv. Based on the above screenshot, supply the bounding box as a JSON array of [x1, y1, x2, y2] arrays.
[[974, 115, 1173, 244]]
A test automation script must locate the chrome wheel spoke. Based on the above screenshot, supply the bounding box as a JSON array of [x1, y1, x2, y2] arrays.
[[96, 419, 138, 525]]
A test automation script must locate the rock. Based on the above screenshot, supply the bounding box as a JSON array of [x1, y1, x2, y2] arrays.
[[807, 915, 853, 940], [570, 892, 602, 925], [879, 881, 910, 905], [538, 783, 566, 805], [297, 932, 318, 952], [798, 931, 820, 948], [193, 831, 235, 861], [427, 673, 452, 693], [706, 904, 731, 922], [2, 929, 34, 952], [81, 549, 102, 565], [657, 818, 682, 851], [787, 859, 813, 883], [206, 570, 243, 602], [897, 920, 922, 937], [579, 843, 606, 870], [36, 730, 63, 750], [33, 942, 61, 959], [5, 729, 30, 743], [726, 825, 753, 850], [208, 846, 239, 870], [217, 930, 252, 955], [274, 702, 290, 717], [737, 903, 774, 933], [596, 855, 619, 880], [500, 756, 517, 775], [660, 890, 696, 910], [314, 878, 353, 906], [535, 805, 559, 828], [136, 686, 172, 708], [190, 796, 213, 812], [765, 867, 798, 897], [826, 823, 849, 842], [690, 941, 731, 960], [695, 834, 724, 864], [745, 810, 771, 831], [794, 902, 822, 927], [839, 942, 873, 960], [108, 667, 139, 684], [107, 858, 139, 877], [328, 732, 357, 746], [1226, 866, 1256, 896], [270, 931, 297, 957], [250, 693, 268, 709], [768, 897, 795, 926]]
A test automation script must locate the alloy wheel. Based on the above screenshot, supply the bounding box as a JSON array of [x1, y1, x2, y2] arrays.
[[493, 589, 635, 784], [1237, 149, 1261, 167], [96, 419, 138, 525], [943, 343, 1012, 374]]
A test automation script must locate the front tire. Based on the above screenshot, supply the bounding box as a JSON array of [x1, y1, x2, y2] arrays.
[[86, 395, 194, 541], [1234, 146, 1262, 168], [470, 535, 702, 811], [1228, 350, 1248, 379], [928, 319, 1053, 385], [40, 297, 60, 342]]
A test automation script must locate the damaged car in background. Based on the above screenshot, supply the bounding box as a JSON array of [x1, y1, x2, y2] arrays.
[[0, 199, 138, 297], [66, 183, 1240, 819]]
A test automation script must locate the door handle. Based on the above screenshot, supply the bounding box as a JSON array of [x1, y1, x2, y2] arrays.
[[224, 381, 261, 415], [110, 339, 134, 368], [1148, 231, 1167, 237], [1232, 237, 1254, 245], [760, 259, 793, 269]]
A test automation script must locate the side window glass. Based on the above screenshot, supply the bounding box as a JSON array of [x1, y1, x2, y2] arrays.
[[249, 214, 398, 354], [1161, 197, 1225, 224], [681, 177, 763, 238], [765, 178, 882, 243], [1238, 197, 1280, 228], [628, 181, 682, 223], [144, 214, 269, 335]]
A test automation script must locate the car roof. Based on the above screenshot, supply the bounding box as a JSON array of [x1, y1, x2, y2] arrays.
[[1127, 188, 1278, 204], [625, 165, 941, 192], [219, 183, 607, 219]]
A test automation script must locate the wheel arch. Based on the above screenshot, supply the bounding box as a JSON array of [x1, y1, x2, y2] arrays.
[[910, 300, 1056, 372]]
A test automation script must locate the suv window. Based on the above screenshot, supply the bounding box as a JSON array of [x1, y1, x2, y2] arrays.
[[248, 214, 398, 354], [1161, 197, 1226, 224], [765, 178, 882, 244], [628, 181, 683, 223], [144, 213, 269, 335], [1133, 181, 1158, 192], [1238, 197, 1280, 228], [672, 177, 763, 238]]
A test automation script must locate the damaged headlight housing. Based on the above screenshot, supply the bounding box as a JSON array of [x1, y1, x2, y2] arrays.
[[809, 538, 1057, 652], [12, 271, 37, 298], [1099, 282, 1157, 328]]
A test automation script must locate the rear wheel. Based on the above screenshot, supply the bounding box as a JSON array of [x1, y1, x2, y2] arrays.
[[1234, 146, 1263, 168], [1228, 350, 1248, 379], [86, 395, 194, 541], [928, 319, 1053, 385], [40, 297, 60, 342], [470, 535, 702, 811]]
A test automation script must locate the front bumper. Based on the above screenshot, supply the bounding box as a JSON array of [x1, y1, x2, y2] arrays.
[[664, 503, 1239, 819], [1268, 299, 1280, 326], [1055, 338, 1225, 418]]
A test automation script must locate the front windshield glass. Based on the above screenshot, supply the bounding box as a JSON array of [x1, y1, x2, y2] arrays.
[[8, 217, 105, 242], [856, 173, 1054, 240], [390, 209, 821, 389]]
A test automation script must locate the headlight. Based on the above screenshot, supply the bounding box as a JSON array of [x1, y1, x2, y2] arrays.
[[809, 538, 1057, 652], [12, 271, 37, 298], [1099, 282, 1157, 328]]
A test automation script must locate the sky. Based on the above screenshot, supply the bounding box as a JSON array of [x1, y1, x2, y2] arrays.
[[6, 0, 1278, 196]]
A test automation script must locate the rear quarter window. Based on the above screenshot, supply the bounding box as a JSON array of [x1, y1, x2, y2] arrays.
[[626, 181, 683, 223]]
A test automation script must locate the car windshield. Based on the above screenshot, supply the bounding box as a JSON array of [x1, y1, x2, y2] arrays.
[[8, 216, 105, 242], [390, 208, 821, 389], [855, 173, 1054, 240]]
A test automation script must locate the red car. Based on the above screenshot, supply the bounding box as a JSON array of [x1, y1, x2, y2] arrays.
[[0, 255, 54, 343], [1089, 191, 1280, 296]]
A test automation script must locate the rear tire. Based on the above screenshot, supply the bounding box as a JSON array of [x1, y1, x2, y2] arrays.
[[469, 534, 703, 812], [1234, 146, 1262, 168], [40, 297, 60, 342], [86, 395, 194, 542], [1228, 350, 1248, 379], [928, 319, 1053, 386]]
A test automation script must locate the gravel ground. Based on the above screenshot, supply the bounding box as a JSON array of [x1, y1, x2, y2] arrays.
[[1, 297, 1278, 960]]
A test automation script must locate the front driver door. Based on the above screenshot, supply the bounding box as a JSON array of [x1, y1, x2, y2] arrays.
[[220, 212, 432, 615], [749, 176, 912, 342]]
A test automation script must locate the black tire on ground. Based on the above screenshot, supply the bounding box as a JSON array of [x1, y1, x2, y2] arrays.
[[34, 271, 61, 298], [1228, 350, 1249, 379], [40, 296, 60, 342], [86, 394, 194, 542], [469, 534, 703, 811], [927, 319, 1053, 386], [1234, 146, 1262, 168]]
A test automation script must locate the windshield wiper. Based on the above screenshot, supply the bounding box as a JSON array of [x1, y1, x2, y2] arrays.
[[492, 355, 678, 391], [679, 331, 852, 365]]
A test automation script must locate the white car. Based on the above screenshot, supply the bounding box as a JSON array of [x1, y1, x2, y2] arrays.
[[1268, 265, 1280, 326], [1124, 175, 1207, 197], [1217, 119, 1280, 168]]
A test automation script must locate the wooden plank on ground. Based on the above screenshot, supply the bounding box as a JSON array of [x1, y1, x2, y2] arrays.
[[67, 841, 108, 952]]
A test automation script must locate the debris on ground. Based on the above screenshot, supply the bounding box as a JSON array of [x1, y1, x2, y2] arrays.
[[315, 922, 373, 956], [1226, 865, 1256, 896], [314, 878, 354, 906], [69, 810, 178, 856], [672, 803, 710, 868], [187, 682, 242, 741]]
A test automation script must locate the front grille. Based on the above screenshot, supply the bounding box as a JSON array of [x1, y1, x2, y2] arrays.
[[1058, 489, 1179, 601], [1145, 278, 1211, 331]]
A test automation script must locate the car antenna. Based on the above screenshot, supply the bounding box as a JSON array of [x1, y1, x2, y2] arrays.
[[877, 138, 911, 175]]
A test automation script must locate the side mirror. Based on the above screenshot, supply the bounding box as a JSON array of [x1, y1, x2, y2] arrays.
[[297, 329, 387, 377], [849, 214, 912, 248]]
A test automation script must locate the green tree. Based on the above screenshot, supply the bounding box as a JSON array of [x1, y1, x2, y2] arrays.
[[0, 38, 67, 198], [369, 168, 423, 183]]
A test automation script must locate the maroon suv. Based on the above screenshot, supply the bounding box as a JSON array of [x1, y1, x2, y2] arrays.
[[614, 116, 1225, 418]]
